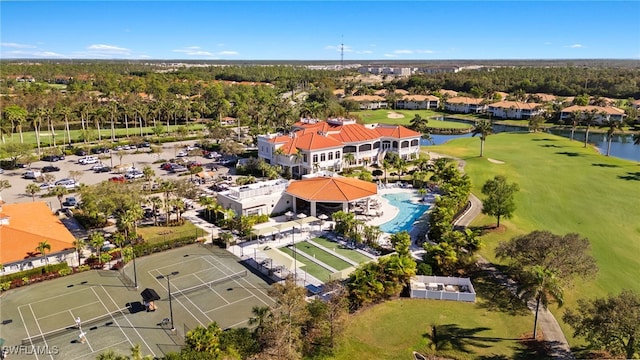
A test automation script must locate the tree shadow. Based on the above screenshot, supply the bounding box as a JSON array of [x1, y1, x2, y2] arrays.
[[591, 163, 619, 168], [508, 339, 574, 360], [423, 324, 503, 354], [539, 144, 564, 148], [531, 138, 558, 142], [468, 265, 530, 316], [618, 171, 640, 181], [555, 151, 582, 157]]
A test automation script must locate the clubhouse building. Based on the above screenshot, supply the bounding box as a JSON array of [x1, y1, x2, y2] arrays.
[[257, 118, 422, 178]]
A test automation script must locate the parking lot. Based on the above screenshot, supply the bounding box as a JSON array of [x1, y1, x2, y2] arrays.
[[0, 141, 231, 206]]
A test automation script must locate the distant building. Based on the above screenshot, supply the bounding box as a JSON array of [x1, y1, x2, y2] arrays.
[[216, 179, 292, 217], [487, 101, 544, 119], [346, 95, 388, 110], [559, 105, 626, 124], [396, 95, 440, 110], [410, 275, 476, 302], [444, 97, 486, 114], [0, 202, 77, 275]]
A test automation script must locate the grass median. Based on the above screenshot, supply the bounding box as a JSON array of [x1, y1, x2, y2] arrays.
[[310, 237, 374, 264]]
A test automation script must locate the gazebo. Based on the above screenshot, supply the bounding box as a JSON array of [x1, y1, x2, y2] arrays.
[[285, 176, 378, 217]]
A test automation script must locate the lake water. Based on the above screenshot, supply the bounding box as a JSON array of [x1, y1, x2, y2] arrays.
[[422, 120, 640, 162]]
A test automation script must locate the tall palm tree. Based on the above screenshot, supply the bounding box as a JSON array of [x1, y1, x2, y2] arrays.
[[89, 231, 105, 259], [3, 104, 28, 143], [57, 104, 73, 146], [343, 152, 355, 167], [292, 149, 304, 178], [198, 196, 216, 222], [518, 266, 564, 339], [0, 116, 11, 144], [73, 238, 86, 267], [582, 109, 598, 148], [147, 196, 163, 226], [51, 185, 67, 208], [602, 119, 622, 156], [33, 107, 45, 156], [471, 119, 493, 157], [393, 157, 407, 181], [108, 101, 119, 142], [382, 159, 390, 184], [569, 110, 581, 141], [36, 240, 52, 265]]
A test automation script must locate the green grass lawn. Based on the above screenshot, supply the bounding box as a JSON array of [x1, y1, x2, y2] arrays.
[[137, 221, 202, 244], [355, 109, 475, 128], [293, 241, 353, 271], [311, 237, 373, 264], [278, 246, 332, 282], [335, 298, 534, 360], [3, 124, 205, 147], [427, 132, 640, 346]]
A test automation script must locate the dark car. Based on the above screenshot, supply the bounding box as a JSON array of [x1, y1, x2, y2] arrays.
[[108, 175, 126, 183], [91, 147, 110, 154], [95, 166, 112, 173], [63, 196, 77, 207], [42, 155, 65, 162], [75, 149, 88, 156], [160, 162, 175, 171], [42, 165, 60, 173]]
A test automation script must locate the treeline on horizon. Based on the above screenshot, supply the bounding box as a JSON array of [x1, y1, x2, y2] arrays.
[[1, 60, 639, 99]]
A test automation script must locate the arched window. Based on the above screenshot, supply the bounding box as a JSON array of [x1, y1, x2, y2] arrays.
[[401, 141, 409, 148], [359, 144, 371, 152], [410, 139, 419, 146]]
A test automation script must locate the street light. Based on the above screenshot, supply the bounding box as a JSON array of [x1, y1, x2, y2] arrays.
[[292, 226, 297, 281], [157, 271, 179, 331], [131, 246, 138, 289]]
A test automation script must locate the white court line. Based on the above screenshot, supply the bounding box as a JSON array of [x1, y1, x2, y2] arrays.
[[37, 301, 101, 322], [66, 311, 93, 353], [150, 255, 208, 276], [100, 285, 157, 358], [22, 286, 95, 306], [149, 269, 207, 328], [204, 296, 254, 314], [29, 304, 54, 360], [201, 256, 273, 307], [193, 273, 229, 304], [17, 306, 39, 360], [172, 274, 214, 324], [226, 317, 251, 329], [69, 340, 129, 360], [89, 287, 134, 350]]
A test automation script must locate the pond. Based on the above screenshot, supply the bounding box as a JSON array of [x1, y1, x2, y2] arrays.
[[422, 119, 640, 162]]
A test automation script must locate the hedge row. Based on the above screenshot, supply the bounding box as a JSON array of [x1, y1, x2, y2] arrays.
[[0, 262, 70, 283], [132, 234, 198, 257]]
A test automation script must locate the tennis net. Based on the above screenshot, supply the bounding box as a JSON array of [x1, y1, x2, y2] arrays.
[[21, 308, 128, 345], [172, 270, 247, 297]]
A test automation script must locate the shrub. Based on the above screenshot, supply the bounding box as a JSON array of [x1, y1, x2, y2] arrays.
[[58, 268, 73, 276], [0, 263, 69, 284]]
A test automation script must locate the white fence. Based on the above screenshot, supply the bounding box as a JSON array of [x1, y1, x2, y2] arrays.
[[410, 275, 476, 302]]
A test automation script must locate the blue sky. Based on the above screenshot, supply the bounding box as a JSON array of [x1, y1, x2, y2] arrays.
[[1, 1, 639, 60]]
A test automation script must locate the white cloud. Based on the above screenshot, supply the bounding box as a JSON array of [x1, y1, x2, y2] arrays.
[[394, 49, 414, 54], [1, 42, 36, 49], [357, 50, 373, 54], [218, 51, 239, 56], [416, 49, 436, 54], [87, 44, 130, 53], [1, 49, 65, 58], [566, 44, 585, 48], [172, 47, 215, 56], [384, 53, 398, 58], [324, 45, 353, 53]]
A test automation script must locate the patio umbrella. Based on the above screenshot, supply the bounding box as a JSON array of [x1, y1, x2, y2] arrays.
[[296, 213, 307, 219], [317, 214, 329, 220]]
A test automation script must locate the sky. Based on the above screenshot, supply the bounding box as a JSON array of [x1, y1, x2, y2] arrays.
[[1, 1, 639, 60]]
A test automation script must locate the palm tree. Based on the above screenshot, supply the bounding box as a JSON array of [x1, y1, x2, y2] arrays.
[[51, 185, 68, 208], [3, 104, 28, 143], [198, 196, 216, 222], [249, 305, 272, 340], [382, 160, 390, 184], [73, 238, 86, 267], [518, 266, 564, 339], [409, 114, 429, 133], [33, 108, 45, 156], [292, 149, 304, 178], [89, 231, 105, 259], [602, 119, 622, 156], [393, 157, 407, 181], [582, 109, 598, 148], [147, 196, 163, 226], [471, 119, 493, 157], [25, 183, 41, 202], [142, 166, 155, 188], [36, 240, 52, 265], [343, 152, 355, 168], [569, 110, 581, 141], [57, 104, 73, 146]]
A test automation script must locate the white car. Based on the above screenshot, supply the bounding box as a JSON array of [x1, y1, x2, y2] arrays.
[[55, 178, 79, 189], [90, 163, 106, 171], [176, 151, 188, 157], [78, 156, 99, 165], [40, 183, 55, 191], [125, 170, 144, 179]]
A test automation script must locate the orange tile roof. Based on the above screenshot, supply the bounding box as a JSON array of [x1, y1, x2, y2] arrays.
[[375, 125, 422, 139], [561, 105, 625, 115], [286, 177, 377, 202], [446, 96, 484, 105], [488, 101, 542, 110], [275, 130, 344, 154], [347, 95, 387, 102], [0, 202, 77, 264], [329, 123, 381, 143], [439, 89, 458, 96], [401, 95, 439, 102]]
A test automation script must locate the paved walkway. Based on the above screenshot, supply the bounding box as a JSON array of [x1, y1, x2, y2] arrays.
[[440, 152, 575, 360]]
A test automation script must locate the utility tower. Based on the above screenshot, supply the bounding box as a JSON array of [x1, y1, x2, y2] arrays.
[[340, 35, 344, 69]]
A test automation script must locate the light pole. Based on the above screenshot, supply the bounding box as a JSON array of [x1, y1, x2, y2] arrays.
[[157, 271, 179, 331], [132, 246, 138, 289], [292, 226, 297, 281]]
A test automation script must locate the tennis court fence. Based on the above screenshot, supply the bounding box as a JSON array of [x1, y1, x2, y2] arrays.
[[21, 307, 128, 345], [171, 270, 247, 298]]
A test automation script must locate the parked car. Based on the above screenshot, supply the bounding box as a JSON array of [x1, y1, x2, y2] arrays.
[[78, 156, 99, 165], [42, 155, 65, 162], [23, 170, 42, 179], [160, 162, 175, 171], [91, 147, 110, 154], [42, 166, 60, 173], [55, 178, 79, 189], [95, 166, 112, 173], [170, 164, 188, 173], [63, 196, 77, 207], [109, 175, 126, 183], [40, 183, 55, 191], [90, 163, 106, 171], [75, 149, 88, 156], [176, 151, 188, 157], [125, 170, 144, 179]]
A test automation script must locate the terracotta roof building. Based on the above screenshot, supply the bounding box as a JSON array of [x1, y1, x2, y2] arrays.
[[559, 105, 626, 124], [444, 97, 486, 114], [397, 95, 440, 110], [487, 101, 545, 119], [0, 202, 77, 274], [258, 118, 422, 178], [345, 95, 388, 110], [285, 176, 378, 216]]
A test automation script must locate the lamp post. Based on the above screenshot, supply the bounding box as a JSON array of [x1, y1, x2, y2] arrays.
[[132, 247, 138, 289], [292, 226, 297, 281], [157, 271, 179, 331]]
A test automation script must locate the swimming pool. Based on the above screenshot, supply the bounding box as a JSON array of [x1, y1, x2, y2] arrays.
[[379, 192, 430, 234]]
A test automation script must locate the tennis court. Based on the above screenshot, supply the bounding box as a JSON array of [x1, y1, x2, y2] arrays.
[[147, 250, 275, 330], [1, 245, 275, 359]]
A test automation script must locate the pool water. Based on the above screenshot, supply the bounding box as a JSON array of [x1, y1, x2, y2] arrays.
[[379, 193, 430, 234]]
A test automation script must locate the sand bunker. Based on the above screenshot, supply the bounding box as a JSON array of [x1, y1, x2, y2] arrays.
[[487, 158, 505, 164], [387, 112, 405, 119]]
